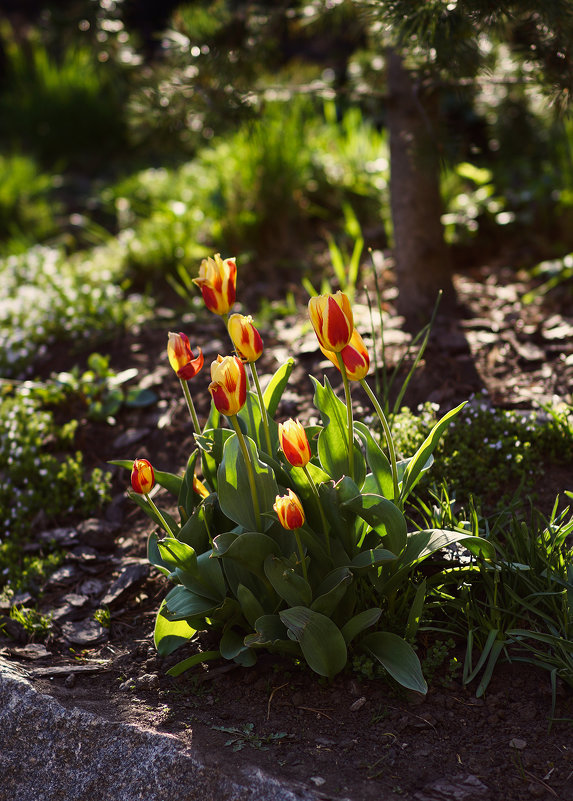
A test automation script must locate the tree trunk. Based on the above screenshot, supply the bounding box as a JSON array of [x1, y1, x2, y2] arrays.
[[387, 49, 454, 327]]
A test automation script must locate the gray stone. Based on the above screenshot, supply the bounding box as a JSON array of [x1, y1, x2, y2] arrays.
[[77, 518, 120, 551], [60, 619, 108, 646], [102, 563, 149, 606], [0, 658, 321, 801]]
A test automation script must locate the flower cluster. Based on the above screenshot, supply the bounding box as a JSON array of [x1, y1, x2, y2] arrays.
[[116, 252, 481, 687]]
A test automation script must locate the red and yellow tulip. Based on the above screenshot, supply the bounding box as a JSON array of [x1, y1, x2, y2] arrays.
[[308, 291, 353, 353], [278, 419, 311, 468], [193, 253, 237, 315], [167, 332, 204, 380], [228, 313, 263, 363], [131, 458, 155, 494], [320, 328, 370, 381], [208, 355, 247, 416], [274, 489, 305, 530]]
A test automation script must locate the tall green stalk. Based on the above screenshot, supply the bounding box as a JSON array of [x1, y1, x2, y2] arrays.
[[335, 351, 354, 481], [180, 378, 201, 434], [302, 464, 331, 557], [250, 362, 273, 455], [144, 493, 176, 538]]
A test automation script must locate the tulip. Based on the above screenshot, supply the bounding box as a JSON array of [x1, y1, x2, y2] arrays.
[[193, 253, 237, 316], [227, 314, 263, 363], [167, 332, 204, 380], [279, 419, 311, 468], [274, 489, 305, 530], [308, 291, 353, 353], [131, 458, 155, 494], [209, 355, 247, 416], [320, 328, 370, 381]]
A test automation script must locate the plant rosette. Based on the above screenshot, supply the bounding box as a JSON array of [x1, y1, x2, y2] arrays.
[[111, 261, 493, 692]]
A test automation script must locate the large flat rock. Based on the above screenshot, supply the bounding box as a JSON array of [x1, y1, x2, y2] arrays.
[[0, 658, 322, 801]]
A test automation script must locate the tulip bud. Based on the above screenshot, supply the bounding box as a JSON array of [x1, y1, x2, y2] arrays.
[[320, 328, 370, 381], [208, 355, 247, 416], [131, 458, 155, 494], [193, 253, 237, 315], [167, 332, 204, 380], [274, 489, 305, 530], [227, 313, 263, 363], [278, 419, 311, 468], [308, 291, 353, 353]]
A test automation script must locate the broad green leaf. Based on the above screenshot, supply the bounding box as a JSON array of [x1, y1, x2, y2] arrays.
[[341, 493, 407, 556], [157, 537, 197, 573], [218, 433, 279, 531], [125, 387, 158, 408], [354, 421, 394, 500], [361, 631, 427, 694], [311, 375, 365, 486], [148, 532, 173, 577], [237, 583, 266, 627], [166, 650, 221, 677], [177, 495, 214, 553], [279, 606, 347, 678], [154, 600, 196, 656], [340, 608, 382, 645], [216, 531, 280, 580], [350, 548, 397, 569], [220, 627, 249, 660], [263, 358, 295, 417], [311, 567, 352, 615], [264, 555, 312, 607], [237, 390, 279, 454], [163, 585, 218, 621], [246, 614, 288, 646], [178, 450, 200, 518], [195, 427, 234, 492], [400, 402, 467, 501], [175, 550, 226, 602]]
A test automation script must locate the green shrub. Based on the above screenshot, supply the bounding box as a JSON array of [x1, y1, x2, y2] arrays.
[[0, 154, 59, 254]]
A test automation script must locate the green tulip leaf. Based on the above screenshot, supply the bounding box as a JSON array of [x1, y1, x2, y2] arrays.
[[220, 627, 249, 660], [311, 375, 365, 486], [361, 631, 428, 694], [263, 358, 295, 417], [341, 493, 407, 556], [264, 555, 312, 607], [400, 401, 467, 501], [163, 585, 218, 621], [218, 531, 281, 580], [127, 490, 180, 536], [166, 650, 221, 677], [354, 421, 394, 500], [157, 537, 197, 573], [154, 599, 196, 656], [340, 607, 382, 645], [280, 606, 347, 678], [311, 567, 352, 615], [178, 450, 200, 518], [218, 433, 279, 531], [237, 583, 266, 627], [350, 548, 397, 569]]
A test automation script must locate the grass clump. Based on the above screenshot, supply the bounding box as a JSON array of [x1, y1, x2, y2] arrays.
[[0, 383, 110, 591]]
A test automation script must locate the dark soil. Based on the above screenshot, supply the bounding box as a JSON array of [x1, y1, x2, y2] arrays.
[[2, 260, 573, 801]]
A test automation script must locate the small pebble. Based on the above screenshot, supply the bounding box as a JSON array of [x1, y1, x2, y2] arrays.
[[509, 738, 527, 750], [309, 777, 326, 787], [349, 697, 367, 712], [64, 674, 76, 688]]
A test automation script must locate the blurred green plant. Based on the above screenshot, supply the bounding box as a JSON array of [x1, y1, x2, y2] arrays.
[[0, 33, 128, 167], [8, 605, 53, 640], [0, 154, 60, 254]]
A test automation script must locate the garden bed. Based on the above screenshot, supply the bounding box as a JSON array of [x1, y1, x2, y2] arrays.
[[1, 261, 572, 801]]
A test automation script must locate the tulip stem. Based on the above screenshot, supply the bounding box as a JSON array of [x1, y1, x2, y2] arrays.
[[335, 351, 354, 481], [144, 493, 176, 538], [302, 465, 331, 557], [294, 530, 308, 583], [250, 363, 273, 455], [180, 378, 201, 434], [229, 415, 262, 531], [360, 379, 400, 506]]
